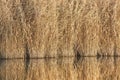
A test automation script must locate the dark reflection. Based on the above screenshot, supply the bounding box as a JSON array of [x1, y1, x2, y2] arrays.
[[0, 58, 120, 80], [73, 57, 84, 69], [24, 58, 30, 73], [24, 43, 30, 80], [0, 59, 6, 80], [0, 59, 4, 66], [96, 52, 102, 59], [24, 58, 30, 80]]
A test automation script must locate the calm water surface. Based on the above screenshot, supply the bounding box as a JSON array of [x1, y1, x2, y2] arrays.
[[0, 57, 120, 80]]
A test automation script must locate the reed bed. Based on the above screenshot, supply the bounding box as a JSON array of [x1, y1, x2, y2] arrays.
[[0, 0, 120, 58]]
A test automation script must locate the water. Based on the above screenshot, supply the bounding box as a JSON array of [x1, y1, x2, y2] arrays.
[[0, 57, 120, 80]]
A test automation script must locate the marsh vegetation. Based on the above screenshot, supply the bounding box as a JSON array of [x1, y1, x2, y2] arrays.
[[0, 0, 120, 58]]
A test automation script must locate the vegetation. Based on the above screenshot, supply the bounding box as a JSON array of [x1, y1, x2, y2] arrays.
[[0, 0, 120, 58]]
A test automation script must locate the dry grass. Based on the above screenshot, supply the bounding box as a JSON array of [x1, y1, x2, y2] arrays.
[[0, 0, 120, 58]]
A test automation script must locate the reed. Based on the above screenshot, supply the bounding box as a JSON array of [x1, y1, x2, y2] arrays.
[[0, 0, 120, 58]]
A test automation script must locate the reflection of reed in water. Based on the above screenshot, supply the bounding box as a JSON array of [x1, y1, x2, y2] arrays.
[[97, 57, 120, 80], [0, 58, 120, 80], [0, 59, 6, 80], [0, 60, 25, 80]]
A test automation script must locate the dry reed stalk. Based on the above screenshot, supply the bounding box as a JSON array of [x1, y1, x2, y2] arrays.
[[0, 0, 120, 58]]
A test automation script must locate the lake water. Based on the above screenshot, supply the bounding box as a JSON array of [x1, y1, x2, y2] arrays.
[[0, 57, 120, 80]]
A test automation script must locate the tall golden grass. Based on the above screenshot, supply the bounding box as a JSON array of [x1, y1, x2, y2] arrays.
[[0, 0, 120, 58]]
